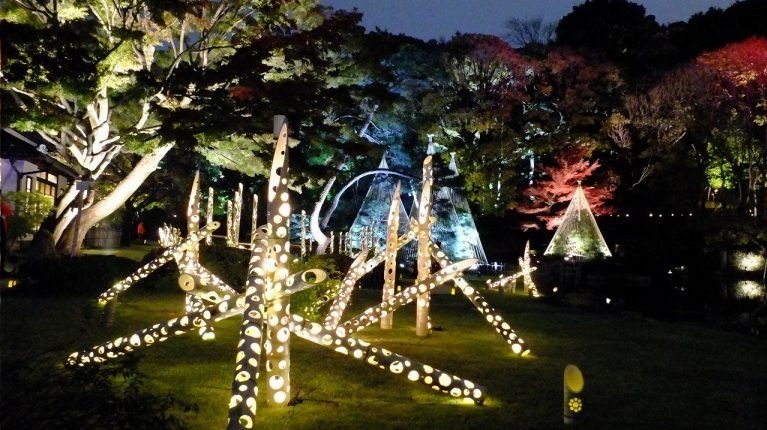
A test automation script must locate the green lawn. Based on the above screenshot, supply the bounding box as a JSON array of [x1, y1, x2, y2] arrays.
[[2, 281, 766, 429], [82, 243, 158, 261]]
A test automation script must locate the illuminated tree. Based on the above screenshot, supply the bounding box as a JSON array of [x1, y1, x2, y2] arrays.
[[696, 37, 767, 215], [423, 34, 534, 214], [0, 0, 337, 252], [517, 145, 616, 230], [605, 65, 710, 188]]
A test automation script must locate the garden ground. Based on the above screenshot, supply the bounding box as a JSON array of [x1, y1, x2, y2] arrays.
[[1, 250, 766, 429]]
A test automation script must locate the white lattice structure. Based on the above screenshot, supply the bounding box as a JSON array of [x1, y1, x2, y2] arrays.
[[545, 184, 611, 259]]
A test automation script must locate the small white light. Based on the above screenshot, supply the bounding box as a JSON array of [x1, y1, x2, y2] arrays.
[[605, 297, 611, 304], [552, 287, 559, 293]]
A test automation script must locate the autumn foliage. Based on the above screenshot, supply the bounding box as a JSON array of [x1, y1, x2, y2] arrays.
[[517, 146, 616, 230], [696, 37, 767, 123]]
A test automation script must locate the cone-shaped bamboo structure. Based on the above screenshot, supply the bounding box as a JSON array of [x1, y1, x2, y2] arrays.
[[349, 155, 411, 250], [544, 185, 611, 259]]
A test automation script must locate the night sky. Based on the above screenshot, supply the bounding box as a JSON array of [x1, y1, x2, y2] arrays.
[[323, 0, 740, 41]]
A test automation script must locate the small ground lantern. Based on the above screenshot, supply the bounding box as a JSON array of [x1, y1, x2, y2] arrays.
[[564, 365, 584, 425]]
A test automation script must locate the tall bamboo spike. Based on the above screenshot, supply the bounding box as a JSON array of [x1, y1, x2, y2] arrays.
[[206, 187, 214, 245], [416, 156, 434, 337], [381, 181, 401, 329]]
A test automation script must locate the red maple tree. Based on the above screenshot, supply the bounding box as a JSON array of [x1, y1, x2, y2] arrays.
[[517, 145, 617, 230], [696, 36, 767, 121]]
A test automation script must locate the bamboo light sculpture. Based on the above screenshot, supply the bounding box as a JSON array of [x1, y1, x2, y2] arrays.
[[68, 118, 489, 430], [416, 156, 434, 337], [226, 200, 235, 247], [486, 241, 539, 297], [380, 182, 401, 329], [315, 157, 530, 355], [232, 183, 244, 246], [251, 194, 258, 245], [228, 117, 292, 428], [184, 171, 208, 314], [206, 187, 214, 245]]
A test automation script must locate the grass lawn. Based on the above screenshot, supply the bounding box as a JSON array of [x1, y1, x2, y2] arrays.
[[82, 243, 158, 261], [2, 277, 766, 429]]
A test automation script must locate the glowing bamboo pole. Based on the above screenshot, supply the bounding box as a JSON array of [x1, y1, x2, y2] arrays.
[[184, 171, 207, 314], [178, 264, 239, 303], [520, 241, 540, 297], [263, 118, 292, 407], [346, 259, 476, 335], [416, 156, 434, 337], [227, 235, 268, 429], [323, 249, 370, 328], [430, 244, 530, 356], [251, 194, 258, 246], [97, 224, 219, 304], [329, 231, 335, 254], [206, 187, 214, 245], [486, 242, 539, 296], [226, 200, 235, 247], [232, 183, 243, 246], [289, 313, 485, 405], [381, 182, 401, 329], [323, 231, 416, 329], [187, 171, 201, 255], [68, 299, 233, 366]]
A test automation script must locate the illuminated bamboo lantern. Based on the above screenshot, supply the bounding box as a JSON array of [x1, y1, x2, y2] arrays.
[[519, 241, 540, 297], [263, 116, 292, 407], [184, 171, 207, 314], [232, 182, 243, 245], [227, 116, 293, 428], [329, 231, 335, 254], [226, 200, 235, 247], [70, 130, 517, 428], [381, 182, 401, 329], [206, 187, 214, 245], [97, 224, 220, 304], [486, 241, 539, 297], [346, 259, 476, 335], [251, 194, 258, 245], [323, 249, 371, 328], [563, 365, 585, 425], [290, 313, 485, 405], [430, 244, 530, 356], [416, 156, 434, 337]]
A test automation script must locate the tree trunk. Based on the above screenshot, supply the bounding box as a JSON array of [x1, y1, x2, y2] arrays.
[[312, 176, 336, 254], [55, 143, 174, 253]]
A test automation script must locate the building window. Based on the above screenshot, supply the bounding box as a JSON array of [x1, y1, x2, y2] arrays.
[[25, 176, 32, 192], [35, 173, 56, 197]]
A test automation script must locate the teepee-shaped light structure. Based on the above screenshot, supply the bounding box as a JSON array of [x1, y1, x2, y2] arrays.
[[544, 184, 611, 259], [349, 154, 411, 251]]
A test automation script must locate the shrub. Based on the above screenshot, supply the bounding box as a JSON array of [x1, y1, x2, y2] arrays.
[[289, 254, 351, 321], [3, 191, 54, 244], [0, 356, 191, 429]]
